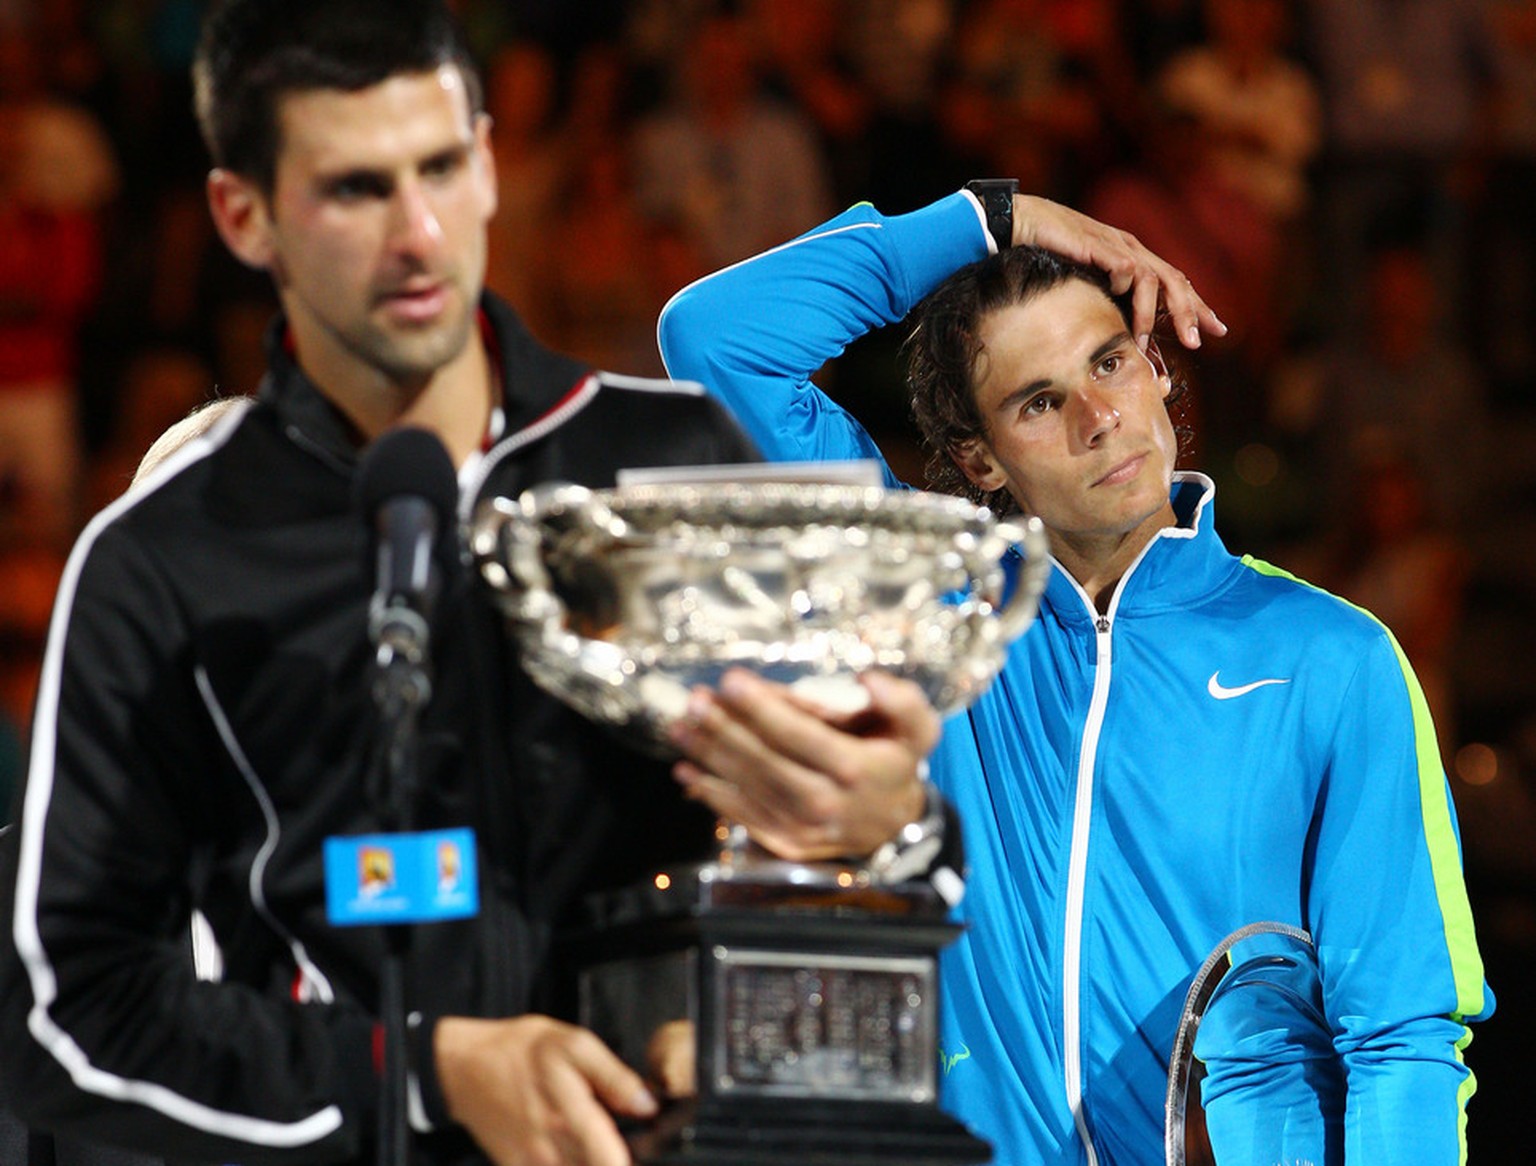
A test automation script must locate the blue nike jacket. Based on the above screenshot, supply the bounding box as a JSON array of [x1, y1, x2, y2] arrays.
[[658, 192, 1490, 1166]]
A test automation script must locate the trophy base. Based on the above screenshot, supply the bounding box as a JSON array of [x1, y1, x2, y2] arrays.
[[569, 861, 991, 1166], [628, 1096, 992, 1166]]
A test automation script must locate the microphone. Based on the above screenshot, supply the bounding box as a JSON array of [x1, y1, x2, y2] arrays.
[[354, 426, 461, 707], [351, 428, 461, 1166]]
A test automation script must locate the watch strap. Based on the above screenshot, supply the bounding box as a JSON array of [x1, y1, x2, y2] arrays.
[[865, 775, 965, 905], [964, 178, 1019, 253]]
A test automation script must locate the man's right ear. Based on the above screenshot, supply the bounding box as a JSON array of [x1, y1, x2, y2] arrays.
[[206, 169, 276, 271], [951, 438, 1007, 494]]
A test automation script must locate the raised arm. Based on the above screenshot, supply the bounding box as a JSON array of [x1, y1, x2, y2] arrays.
[[658, 187, 1224, 479], [658, 193, 987, 479]]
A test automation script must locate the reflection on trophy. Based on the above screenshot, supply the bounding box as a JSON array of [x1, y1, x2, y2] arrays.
[[471, 473, 1051, 1165]]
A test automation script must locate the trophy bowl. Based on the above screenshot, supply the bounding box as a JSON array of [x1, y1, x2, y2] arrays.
[[469, 479, 1050, 749]]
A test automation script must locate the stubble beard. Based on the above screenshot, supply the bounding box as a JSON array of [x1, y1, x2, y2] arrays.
[[356, 293, 477, 388]]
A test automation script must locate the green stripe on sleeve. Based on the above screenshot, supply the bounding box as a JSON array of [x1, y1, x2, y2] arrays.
[[1238, 555, 1486, 1017]]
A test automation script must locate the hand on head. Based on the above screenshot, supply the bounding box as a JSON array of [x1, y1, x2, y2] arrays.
[[1012, 194, 1227, 353]]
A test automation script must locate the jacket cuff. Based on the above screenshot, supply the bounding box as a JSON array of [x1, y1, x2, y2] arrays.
[[331, 1011, 386, 1129], [878, 191, 995, 307], [407, 1011, 453, 1133]]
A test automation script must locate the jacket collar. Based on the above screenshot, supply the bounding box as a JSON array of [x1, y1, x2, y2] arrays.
[[256, 291, 589, 471], [1041, 472, 1238, 625]]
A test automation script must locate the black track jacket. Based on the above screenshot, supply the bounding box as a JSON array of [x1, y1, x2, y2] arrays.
[[0, 293, 758, 1165]]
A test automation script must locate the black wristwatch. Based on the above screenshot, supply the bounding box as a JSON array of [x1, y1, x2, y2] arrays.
[[864, 772, 966, 905], [964, 178, 1019, 253]]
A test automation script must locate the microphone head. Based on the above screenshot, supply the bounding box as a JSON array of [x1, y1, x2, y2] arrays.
[[354, 426, 462, 585], [355, 426, 460, 525]]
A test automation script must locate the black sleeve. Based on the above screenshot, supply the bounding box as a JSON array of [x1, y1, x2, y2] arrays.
[[0, 525, 379, 1165]]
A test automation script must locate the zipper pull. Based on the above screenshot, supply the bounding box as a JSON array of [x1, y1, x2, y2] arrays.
[[1095, 615, 1110, 634]]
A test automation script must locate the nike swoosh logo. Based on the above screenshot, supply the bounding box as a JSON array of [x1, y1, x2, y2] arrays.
[[1207, 672, 1290, 700]]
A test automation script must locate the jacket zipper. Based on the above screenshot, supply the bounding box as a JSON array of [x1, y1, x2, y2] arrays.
[[1063, 609, 1113, 1166], [1058, 516, 1182, 1162]]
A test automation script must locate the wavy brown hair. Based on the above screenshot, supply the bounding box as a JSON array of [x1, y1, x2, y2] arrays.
[[903, 246, 1189, 515]]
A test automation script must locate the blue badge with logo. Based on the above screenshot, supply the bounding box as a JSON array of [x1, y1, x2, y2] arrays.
[[324, 828, 479, 926]]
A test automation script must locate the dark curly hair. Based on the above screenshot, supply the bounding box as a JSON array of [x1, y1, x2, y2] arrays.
[[903, 245, 1189, 515]]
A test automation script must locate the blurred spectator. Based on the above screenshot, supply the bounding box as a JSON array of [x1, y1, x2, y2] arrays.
[[943, 0, 1120, 200], [841, 0, 970, 212], [1298, 241, 1491, 531], [0, 18, 116, 758], [1302, 0, 1495, 338], [1330, 449, 1470, 757], [557, 39, 643, 163], [1157, 0, 1320, 228], [1085, 97, 1279, 460], [747, 0, 874, 205], [630, 10, 834, 268], [1154, 0, 1321, 371], [547, 142, 681, 376], [1474, 0, 1536, 400], [483, 39, 567, 341], [0, 26, 117, 551]]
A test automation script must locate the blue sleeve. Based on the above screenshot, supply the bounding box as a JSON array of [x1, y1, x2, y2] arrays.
[[1196, 932, 1344, 1166], [657, 193, 992, 484], [1196, 624, 1491, 1165], [1204, 629, 1492, 1166], [1307, 630, 1489, 1164]]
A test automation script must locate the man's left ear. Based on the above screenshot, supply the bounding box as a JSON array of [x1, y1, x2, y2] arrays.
[[1144, 339, 1172, 397]]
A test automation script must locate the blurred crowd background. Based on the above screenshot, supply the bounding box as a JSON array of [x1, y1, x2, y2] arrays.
[[0, 0, 1531, 1153]]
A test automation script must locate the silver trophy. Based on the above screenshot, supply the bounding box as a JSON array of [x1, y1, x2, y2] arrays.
[[470, 476, 1051, 1166], [470, 478, 1049, 743]]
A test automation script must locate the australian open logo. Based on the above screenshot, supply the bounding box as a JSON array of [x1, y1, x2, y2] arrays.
[[359, 845, 395, 898], [437, 838, 463, 894]]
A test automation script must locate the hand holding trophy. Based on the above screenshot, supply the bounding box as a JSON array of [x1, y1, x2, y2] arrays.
[[470, 466, 1050, 1166]]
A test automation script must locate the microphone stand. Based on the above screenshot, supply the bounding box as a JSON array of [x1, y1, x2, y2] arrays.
[[370, 603, 434, 1166]]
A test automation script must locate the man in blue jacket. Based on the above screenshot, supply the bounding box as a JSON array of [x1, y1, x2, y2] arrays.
[[657, 185, 1491, 1166]]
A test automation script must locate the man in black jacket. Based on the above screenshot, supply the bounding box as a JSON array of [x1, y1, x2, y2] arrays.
[[0, 4, 950, 1165]]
